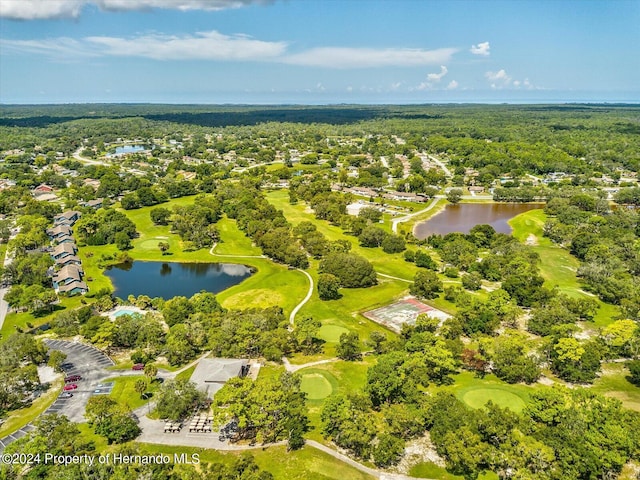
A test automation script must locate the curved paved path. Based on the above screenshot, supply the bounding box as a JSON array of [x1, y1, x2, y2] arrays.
[[391, 197, 439, 234], [377, 272, 413, 283], [282, 356, 339, 373], [209, 243, 265, 259], [289, 269, 313, 326]]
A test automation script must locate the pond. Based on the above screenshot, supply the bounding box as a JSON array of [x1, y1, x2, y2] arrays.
[[108, 145, 147, 156], [105, 261, 253, 299], [414, 203, 544, 239]]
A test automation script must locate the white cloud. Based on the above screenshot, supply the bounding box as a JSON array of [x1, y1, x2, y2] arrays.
[[485, 69, 512, 88], [427, 65, 448, 82], [85, 31, 286, 60], [0, 0, 271, 19], [0, 37, 99, 60], [283, 47, 457, 68], [1, 31, 286, 61], [0, 0, 84, 20], [446, 80, 458, 90], [470, 41, 490, 56], [413, 65, 449, 90], [485, 69, 536, 89], [1, 28, 459, 72]]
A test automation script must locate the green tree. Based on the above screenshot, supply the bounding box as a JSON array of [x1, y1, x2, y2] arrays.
[[294, 316, 322, 355], [158, 241, 170, 255], [381, 234, 406, 254], [373, 433, 406, 467], [359, 206, 382, 223], [155, 378, 208, 421], [134, 378, 148, 398], [319, 252, 377, 288], [336, 332, 361, 361], [317, 273, 341, 300], [162, 296, 194, 326], [150, 207, 171, 225], [461, 272, 482, 291], [367, 331, 387, 354], [410, 270, 443, 299], [628, 360, 640, 386], [213, 372, 309, 446], [144, 363, 158, 379], [446, 188, 463, 204], [47, 350, 67, 372], [358, 225, 387, 248]]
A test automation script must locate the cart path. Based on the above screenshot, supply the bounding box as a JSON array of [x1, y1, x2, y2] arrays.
[[289, 269, 314, 325], [391, 197, 439, 234]]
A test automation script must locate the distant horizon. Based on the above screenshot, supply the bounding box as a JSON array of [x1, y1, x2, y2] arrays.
[[2, 99, 639, 107]]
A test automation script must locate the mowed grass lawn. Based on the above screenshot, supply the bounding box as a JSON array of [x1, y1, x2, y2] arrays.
[[592, 363, 640, 412], [439, 371, 534, 413], [136, 443, 374, 480], [509, 209, 620, 326], [105, 375, 161, 411]]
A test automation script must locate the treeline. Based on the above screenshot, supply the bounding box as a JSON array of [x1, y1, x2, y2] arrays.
[[51, 293, 326, 366]]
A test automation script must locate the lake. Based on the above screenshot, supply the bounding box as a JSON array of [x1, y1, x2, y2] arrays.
[[108, 145, 147, 156], [414, 203, 544, 239], [105, 261, 253, 299]]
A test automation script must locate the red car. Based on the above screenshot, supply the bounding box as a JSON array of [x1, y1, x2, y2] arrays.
[[63, 384, 78, 391], [132, 363, 145, 371], [64, 375, 82, 383]]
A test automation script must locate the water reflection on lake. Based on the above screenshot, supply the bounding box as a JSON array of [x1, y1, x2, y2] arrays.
[[105, 261, 253, 299], [414, 203, 544, 239]]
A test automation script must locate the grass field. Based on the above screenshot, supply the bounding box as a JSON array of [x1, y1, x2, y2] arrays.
[[592, 363, 640, 412], [136, 443, 375, 480], [442, 372, 534, 413], [105, 375, 160, 411], [300, 370, 337, 400], [409, 462, 498, 480], [1, 296, 85, 340], [509, 209, 620, 326]]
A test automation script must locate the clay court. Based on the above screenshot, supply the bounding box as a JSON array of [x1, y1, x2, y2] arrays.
[[363, 296, 450, 332]]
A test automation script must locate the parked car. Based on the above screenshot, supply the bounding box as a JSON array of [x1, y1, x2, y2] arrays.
[[132, 363, 145, 371], [59, 392, 73, 398], [63, 384, 78, 391], [64, 374, 82, 383]]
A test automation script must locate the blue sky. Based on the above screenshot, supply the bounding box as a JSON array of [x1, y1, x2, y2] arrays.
[[0, 0, 638, 104]]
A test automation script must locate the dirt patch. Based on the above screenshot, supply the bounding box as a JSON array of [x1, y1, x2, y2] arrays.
[[394, 432, 445, 475], [537, 375, 555, 386]]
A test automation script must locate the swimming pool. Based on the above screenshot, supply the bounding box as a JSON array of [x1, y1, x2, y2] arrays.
[[113, 308, 140, 318]]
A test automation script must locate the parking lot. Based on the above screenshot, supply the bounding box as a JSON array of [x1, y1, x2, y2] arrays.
[[42, 340, 115, 422], [0, 340, 116, 452]]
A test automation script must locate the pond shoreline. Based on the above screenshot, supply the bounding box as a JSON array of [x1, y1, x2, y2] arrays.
[[414, 202, 545, 239]]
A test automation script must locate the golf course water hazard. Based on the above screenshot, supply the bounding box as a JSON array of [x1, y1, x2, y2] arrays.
[[105, 261, 252, 299], [414, 203, 543, 239]]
